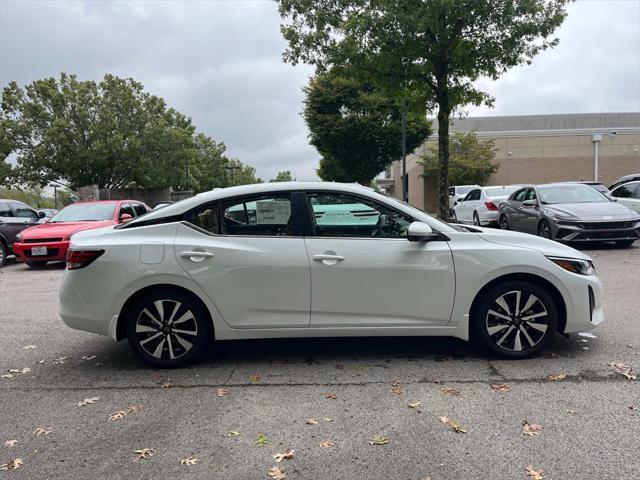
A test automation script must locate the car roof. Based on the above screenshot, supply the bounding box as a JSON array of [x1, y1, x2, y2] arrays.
[[126, 182, 378, 225]]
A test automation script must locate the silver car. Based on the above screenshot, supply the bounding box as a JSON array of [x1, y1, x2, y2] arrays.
[[498, 183, 640, 247]]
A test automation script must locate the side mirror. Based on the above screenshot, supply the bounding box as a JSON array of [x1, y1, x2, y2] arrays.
[[119, 213, 133, 223], [37, 211, 46, 219], [522, 199, 538, 208], [407, 221, 435, 242]]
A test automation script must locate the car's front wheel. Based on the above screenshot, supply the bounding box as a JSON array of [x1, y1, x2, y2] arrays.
[[471, 281, 558, 359], [125, 289, 213, 367], [538, 219, 553, 239]]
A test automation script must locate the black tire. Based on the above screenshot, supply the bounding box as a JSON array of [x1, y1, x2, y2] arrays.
[[499, 215, 509, 230], [452, 210, 458, 222], [125, 288, 213, 368], [471, 281, 558, 359], [615, 240, 635, 247], [0, 241, 6, 268], [26, 261, 48, 268], [473, 212, 481, 226], [538, 219, 553, 239]]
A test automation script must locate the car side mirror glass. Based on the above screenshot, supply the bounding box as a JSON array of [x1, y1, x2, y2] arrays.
[[407, 221, 435, 242], [37, 211, 46, 219], [119, 213, 133, 223]]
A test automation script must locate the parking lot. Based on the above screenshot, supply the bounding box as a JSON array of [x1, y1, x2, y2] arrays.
[[0, 244, 638, 479]]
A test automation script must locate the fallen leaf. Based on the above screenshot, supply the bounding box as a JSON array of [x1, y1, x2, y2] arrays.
[[33, 426, 54, 436], [161, 382, 173, 389], [3, 440, 18, 447], [180, 457, 198, 465], [525, 465, 545, 479], [272, 448, 294, 462], [628, 405, 638, 411], [324, 392, 337, 400], [305, 418, 319, 425], [390, 380, 402, 395], [439, 416, 467, 433], [228, 431, 240, 437], [268, 466, 287, 480], [565, 410, 577, 415], [81, 355, 96, 361], [323, 417, 334, 422], [609, 362, 636, 380], [441, 386, 461, 397], [214, 388, 229, 397], [545, 374, 566, 381], [369, 434, 389, 445], [53, 357, 67, 365], [23, 345, 37, 350], [1, 374, 13, 379], [249, 374, 262, 382], [8, 367, 30, 375], [407, 401, 422, 410], [431, 379, 441, 384], [256, 432, 268, 447], [133, 448, 155, 462], [0, 458, 23, 470], [522, 421, 543, 436], [109, 410, 128, 421], [491, 383, 511, 393], [127, 404, 144, 413], [319, 440, 334, 448], [77, 397, 100, 407]]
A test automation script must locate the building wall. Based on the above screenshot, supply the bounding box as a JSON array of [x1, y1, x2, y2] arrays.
[[387, 114, 640, 214]]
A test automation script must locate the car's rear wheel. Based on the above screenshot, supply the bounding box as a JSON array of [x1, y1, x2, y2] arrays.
[[615, 240, 635, 247], [538, 220, 553, 239], [26, 261, 48, 268], [499, 215, 509, 230], [452, 210, 458, 222], [0, 242, 6, 267], [125, 289, 212, 367], [473, 212, 481, 226], [471, 281, 558, 359]]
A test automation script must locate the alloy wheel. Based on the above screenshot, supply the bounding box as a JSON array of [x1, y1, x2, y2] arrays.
[[135, 299, 198, 360], [485, 290, 549, 352], [539, 221, 552, 239]]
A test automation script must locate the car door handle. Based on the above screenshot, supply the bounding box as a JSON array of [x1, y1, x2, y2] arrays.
[[180, 251, 215, 262], [313, 253, 346, 264]]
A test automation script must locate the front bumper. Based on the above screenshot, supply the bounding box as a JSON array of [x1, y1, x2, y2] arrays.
[[13, 240, 70, 262], [552, 220, 640, 243], [561, 269, 605, 333]]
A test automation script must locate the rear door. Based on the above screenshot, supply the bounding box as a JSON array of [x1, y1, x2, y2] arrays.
[[303, 191, 455, 327], [505, 188, 528, 231], [611, 182, 640, 214], [174, 192, 311, 328]]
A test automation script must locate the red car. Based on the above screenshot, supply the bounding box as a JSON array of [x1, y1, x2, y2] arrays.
[[13, 200, 149, 267]]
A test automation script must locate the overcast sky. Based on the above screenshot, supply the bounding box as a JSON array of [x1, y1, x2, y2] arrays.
[[1, 0, 639, 181]]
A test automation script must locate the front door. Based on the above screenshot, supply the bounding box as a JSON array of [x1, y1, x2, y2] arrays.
[[304, 192, 455, 327], [174, 193, 311, 329]]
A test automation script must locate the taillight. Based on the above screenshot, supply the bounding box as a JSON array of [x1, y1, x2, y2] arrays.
[[485, 201, 498, 211], [66, 250, 104, 270]]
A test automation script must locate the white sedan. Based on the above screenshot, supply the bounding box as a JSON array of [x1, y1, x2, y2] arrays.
[[59, 182, 604, 367], [452, 185, 520, 226]]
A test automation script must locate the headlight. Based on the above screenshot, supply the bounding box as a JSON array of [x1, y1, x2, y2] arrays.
[[547, 256, 594, 275], [15, 233, 22, 242]]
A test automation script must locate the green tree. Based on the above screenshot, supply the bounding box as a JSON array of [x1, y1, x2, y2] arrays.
[[278, 0, 570, 217], [1, 73, 197, 190], [0, 160, 12, 187], [419, 132, 498, 186], [269, 170, 294, 182], [226, 158, 263, 186], [303, 68, 431, 185], [186, 133, 231, 192]]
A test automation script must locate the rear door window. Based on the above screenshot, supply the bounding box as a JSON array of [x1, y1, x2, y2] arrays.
[[612, 183, 639, 199], [222, 194, 293, 236]]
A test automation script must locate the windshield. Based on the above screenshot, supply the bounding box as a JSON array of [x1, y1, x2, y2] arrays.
[[538, 185, 610, 205], [50, 203, 116, 222], [485, 187, 519, 197], [457, 186, 475, 195]]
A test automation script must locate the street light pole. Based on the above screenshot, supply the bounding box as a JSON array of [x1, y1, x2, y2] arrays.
[[401, 97, 407, 203]]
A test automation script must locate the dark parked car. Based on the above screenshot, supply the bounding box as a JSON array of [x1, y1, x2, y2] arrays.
[[498, 183, 640, 247], [0, 200, 45, 267]]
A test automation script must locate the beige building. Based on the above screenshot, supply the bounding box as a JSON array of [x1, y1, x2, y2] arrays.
[[383, 112, 640, 213]]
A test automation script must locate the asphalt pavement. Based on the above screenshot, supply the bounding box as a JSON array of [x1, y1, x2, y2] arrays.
[[0, 244, 638, 479]]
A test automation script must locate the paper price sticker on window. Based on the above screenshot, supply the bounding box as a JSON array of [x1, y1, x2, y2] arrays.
[[256, 200, 291, 224]]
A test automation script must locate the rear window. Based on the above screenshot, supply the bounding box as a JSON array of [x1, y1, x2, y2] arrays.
[[485, 187, 519, 197]]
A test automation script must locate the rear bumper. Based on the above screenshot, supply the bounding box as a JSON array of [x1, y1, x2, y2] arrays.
[[13, 240, 70, 262]]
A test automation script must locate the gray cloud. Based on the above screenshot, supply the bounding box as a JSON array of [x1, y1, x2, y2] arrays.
[[1, 0, 639, 180]]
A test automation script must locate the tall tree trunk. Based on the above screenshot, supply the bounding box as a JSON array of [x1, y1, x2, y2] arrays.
[[436, 98, 450, 220]]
